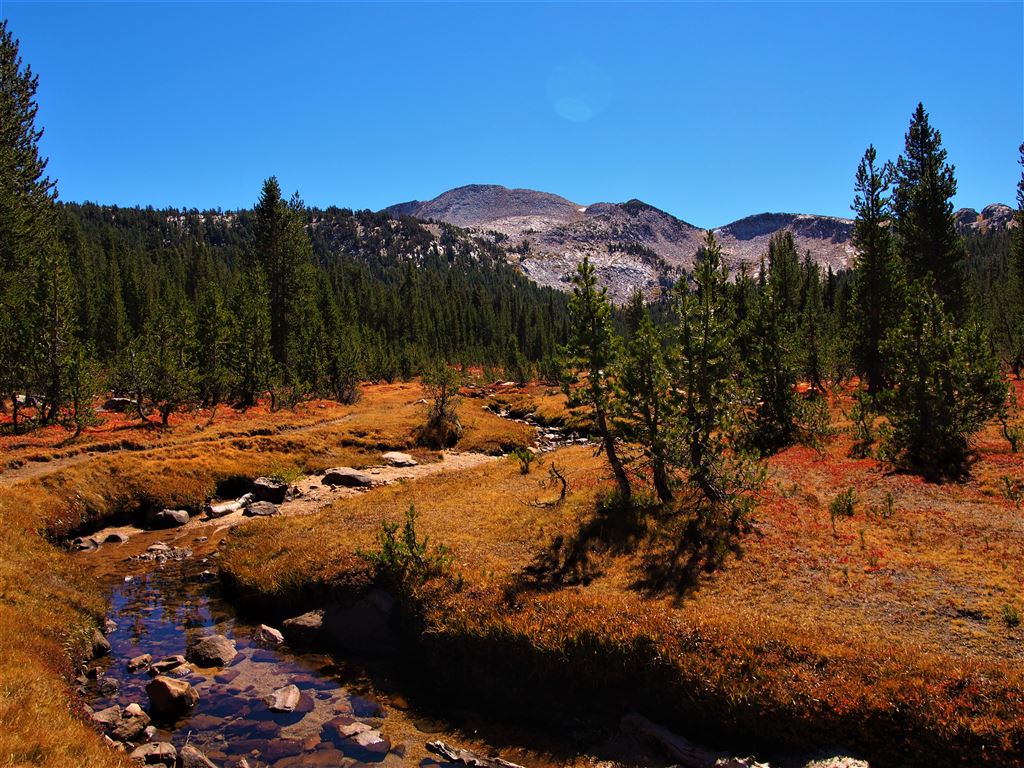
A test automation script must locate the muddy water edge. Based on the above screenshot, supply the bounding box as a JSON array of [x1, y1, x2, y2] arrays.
[[74, 513, 667, 768]]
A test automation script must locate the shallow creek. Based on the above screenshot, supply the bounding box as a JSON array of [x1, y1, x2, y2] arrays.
[[73, 478, 663, 768]]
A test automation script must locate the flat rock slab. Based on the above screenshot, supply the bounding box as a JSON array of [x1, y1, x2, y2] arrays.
[[381, 451, 417, 467], [186, 634, 238, 667], [149, 655, 187, 675], [325, 716, 390, 762], [244, 500, 279, 517], [321, 467, 375, 487], [265, 683, 301, 713]]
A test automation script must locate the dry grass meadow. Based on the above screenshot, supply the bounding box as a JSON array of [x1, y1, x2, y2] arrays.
[[1, 380, 1022, 768]]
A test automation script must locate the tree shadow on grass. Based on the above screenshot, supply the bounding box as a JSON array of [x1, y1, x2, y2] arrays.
[[631, 497, 750, 599], [505, 492, 656, 600]]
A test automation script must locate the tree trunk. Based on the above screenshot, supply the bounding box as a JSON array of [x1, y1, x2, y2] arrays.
[[653, 461, 673, 503], [595, 407, 631, 503]]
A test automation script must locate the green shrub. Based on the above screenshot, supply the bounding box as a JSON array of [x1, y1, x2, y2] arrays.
[[358, 505, 451, 590]]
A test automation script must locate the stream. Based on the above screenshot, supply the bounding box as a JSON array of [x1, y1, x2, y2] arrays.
[[75, 518, 655, 768], [71, 417, 668, 768]]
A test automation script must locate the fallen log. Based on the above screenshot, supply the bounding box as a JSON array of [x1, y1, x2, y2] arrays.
[[620, 713, 770, 768], [206, 493, 255, 518], [425, 740, 525, 768]]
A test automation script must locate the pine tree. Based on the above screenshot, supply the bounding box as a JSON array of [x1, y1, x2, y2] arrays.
[[798, 252, 829, 393], [882, 282, 1007, 478], [1005, 143, 1024, 376], [892, 103, 966, 313], [194, 278, 231, 405], [140, 301, 198, 426], [0, 21, 61, 430], [670, 233, 750, 507], [564, 256, 632, 503], [619, 290, 673, 502], [851, 145, 904, 394], [230, 267, 274, 407], [744, 232, 802, 452], [252, 178, 313, 375]]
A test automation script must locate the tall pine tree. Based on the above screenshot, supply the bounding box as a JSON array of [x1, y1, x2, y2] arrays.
[[851, 145, 904, 394], [892, 103, 966, 313]]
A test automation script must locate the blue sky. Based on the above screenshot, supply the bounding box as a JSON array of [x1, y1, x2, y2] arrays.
[[4, 2, 1022, 228]]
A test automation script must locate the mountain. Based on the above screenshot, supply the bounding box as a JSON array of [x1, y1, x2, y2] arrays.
[[712, 213, 854, 275], [387, 185, 848, 299], [387, 185, 1014, 300]]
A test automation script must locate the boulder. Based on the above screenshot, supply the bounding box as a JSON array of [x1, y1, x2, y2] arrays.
[[179, 745, 220, 768], [91, 629, 112, 658], [149, 655, 186, 675], [147, 509, 190, 529], [253, 477, 288, 504], [91, 705, 122, 729], [322, 589, 398, 655], [321, 467, 375, 487], [265, 684, 301, 713], [97, 676, 120, 697], [110, 704, 151, 742], [186, 634, 237, 667], [244, 500, 279, 517], [381, 451, 417, 467], [253, 624, 284, 647], [281, 610, 324, 645], [104, 532, 129, 544], [127, 653, 152, 672], [129, 742, 177, 766], [145, 676, 199, 720]]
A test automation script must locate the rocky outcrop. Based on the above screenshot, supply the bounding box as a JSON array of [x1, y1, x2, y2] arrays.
[[955, 203, 1015, 233]]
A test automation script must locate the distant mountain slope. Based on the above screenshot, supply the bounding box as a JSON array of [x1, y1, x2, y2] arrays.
[[385, 185, 851, 298], [385, 185, 1013, 299], [712, 213, 855, 274]]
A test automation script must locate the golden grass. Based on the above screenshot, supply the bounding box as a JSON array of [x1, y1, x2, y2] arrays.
[[0, 382, 530, 768], [220, 388, 1024, 767]]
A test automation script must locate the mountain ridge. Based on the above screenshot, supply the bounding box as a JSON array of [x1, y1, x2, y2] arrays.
[[385, 185, 1012, 300]]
